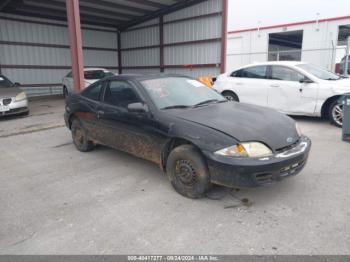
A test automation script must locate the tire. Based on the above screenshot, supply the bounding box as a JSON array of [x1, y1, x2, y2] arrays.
[[222, 91, 239, 102], [63, 86, 68, 98], [166, 144, 211, 199], [71, 119, 95, 152], [328, 100, 343, 128]]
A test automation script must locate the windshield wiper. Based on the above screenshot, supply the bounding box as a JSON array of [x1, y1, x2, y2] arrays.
[[161, 105, 192, 110], [326, 78, 340, 81], [194, 99, 219, 107], [194, 99, 225, 107]]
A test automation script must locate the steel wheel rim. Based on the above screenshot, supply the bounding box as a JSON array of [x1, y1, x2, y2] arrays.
[[332, 104, 343, 126], [73, 128, 84, 146], [175, 160, 196, 186]]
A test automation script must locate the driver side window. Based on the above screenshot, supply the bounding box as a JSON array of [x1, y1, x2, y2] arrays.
[[103, 80, 140, 108], [271, 66, 305, 82]]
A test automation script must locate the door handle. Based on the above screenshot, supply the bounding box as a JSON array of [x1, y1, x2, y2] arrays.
[[235, 82, 243, 85], [97, 110, 104, 118], [270, 84, 280, 87]]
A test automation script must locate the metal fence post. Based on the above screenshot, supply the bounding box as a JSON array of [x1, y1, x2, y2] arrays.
[[345, 36, 350, 77]]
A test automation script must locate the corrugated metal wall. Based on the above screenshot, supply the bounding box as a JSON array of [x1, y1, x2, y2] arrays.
[[121, 19, 160, 75], [121, 0, 222, 77], [164, 0, 221, 77], [0, 13, 118, 96]]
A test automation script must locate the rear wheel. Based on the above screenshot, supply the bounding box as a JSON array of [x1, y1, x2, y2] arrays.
[[222, 91, 239, 102], [166, 144, 211, 198], [328, 100, 343, 127], [71, 119, 94, 152]]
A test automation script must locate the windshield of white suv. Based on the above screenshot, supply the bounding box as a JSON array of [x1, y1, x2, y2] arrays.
[[141, 77, 226, 109], [297, 64, 340, 80]]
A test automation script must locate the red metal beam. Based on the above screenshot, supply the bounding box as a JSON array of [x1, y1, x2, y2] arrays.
[[159, 15, 164, 72], [0, 15, 117, 32], [117, 31, 122, 74], [220, 0, 228, 74], [66, 0, 84, 91], [124, 12, 221, 32], [0, 40, 117, 52], [0, 65, 118, 69], [121, 38, 221, 52]]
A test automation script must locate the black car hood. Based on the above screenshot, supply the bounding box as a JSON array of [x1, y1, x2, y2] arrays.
[[0, 87, 21, 98], [166, 102, 299, 151]]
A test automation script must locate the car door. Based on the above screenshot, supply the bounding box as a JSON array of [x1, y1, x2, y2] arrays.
[[97, 80, 166, 164], [228, 65, 269, 107], [267, 65, 318, 114], [77, 81, 105, 142]]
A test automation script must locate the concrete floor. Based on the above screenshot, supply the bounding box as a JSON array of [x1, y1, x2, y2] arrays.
[[0, 97, 349, 255]]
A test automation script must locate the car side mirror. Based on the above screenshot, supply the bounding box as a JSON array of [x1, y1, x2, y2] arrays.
[[127, 102, 148, 113], [299, 78, 313, 84], [14, 82, 21, 87]]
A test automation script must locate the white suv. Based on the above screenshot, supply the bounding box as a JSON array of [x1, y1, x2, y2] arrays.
[[213, 61, 350, 127], [62, 68, 115, 97]]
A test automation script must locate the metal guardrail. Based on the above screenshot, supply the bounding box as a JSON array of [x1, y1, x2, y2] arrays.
[[20, 84, 62, 97]]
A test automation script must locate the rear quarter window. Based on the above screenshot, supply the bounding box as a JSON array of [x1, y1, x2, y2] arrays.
[[233, 66, 267, 79]]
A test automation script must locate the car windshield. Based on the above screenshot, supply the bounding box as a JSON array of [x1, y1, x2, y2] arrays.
[[297, 63, 340, 80], [0, 76, 14, 88], [84, 70, 113, 80], [141, 77, 226, 109]]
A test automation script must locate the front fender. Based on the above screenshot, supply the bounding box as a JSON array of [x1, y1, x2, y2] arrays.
[[166, 119, 238, 153]]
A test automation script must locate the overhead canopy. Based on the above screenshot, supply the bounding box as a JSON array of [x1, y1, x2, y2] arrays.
[[0, 0, 207, 30]]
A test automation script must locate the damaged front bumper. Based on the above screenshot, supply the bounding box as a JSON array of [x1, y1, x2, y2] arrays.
[[203, 136, 311, 188]]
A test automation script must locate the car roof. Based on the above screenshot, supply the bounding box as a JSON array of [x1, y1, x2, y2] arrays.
[[102, 73, 191, 82], [237, 61, 307, 70]]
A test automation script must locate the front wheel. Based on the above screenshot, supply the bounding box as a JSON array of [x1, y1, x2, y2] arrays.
[[166, 145, 211, 199], [222, 91, 239, 102], [71, 119, 95, 152], [329, 100, 343, 127]]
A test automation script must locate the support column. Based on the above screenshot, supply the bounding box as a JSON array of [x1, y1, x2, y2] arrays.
[[117, 31, 122, 74], [220, 0, 228, 73], [159, 15, 164, 72], [66, 0, 84, 91], [345, 36, 350, 77]]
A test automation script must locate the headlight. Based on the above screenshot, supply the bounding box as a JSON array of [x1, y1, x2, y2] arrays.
[[15, 92, 27, 102], [215, 142, 273, 158], [295, 123, 302, 137]]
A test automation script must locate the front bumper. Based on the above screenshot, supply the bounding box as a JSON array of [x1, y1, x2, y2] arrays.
[[204, 136, 311, 188], [0, 97, 29, 117]]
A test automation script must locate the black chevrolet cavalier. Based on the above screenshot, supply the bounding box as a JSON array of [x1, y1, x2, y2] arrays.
[[64, 74, 311, 198]]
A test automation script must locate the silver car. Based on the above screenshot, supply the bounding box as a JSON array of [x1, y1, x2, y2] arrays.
[[0, 75, 29, 117]]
